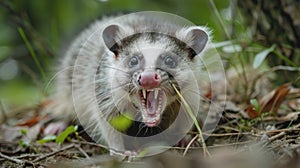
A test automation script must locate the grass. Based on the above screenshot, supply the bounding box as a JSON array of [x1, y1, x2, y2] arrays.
[[17, 27, 46, 80]]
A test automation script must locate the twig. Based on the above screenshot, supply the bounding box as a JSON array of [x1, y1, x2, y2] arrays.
[[75, 144, 90, 159], [202, 132, 253, 137], [13, 153, 40, 159], [264, 128, 300, 135], [183, 135, 199, 156], [268, 131, 286, 142], [72, 139, 109, 151], [32, 144, 75, 163], [0, 152, 29, 165], [268, 123, 300, 142], [202, 127, 300, 139]]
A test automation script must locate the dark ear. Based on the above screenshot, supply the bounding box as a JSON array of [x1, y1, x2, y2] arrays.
[[186, 28, 209, 55], [102, 24, 124, 54]]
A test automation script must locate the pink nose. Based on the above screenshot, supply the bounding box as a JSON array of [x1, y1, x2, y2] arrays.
[[138, 71, 161, 88]]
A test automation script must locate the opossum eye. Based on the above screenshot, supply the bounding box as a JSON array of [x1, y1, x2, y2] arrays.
[[164, 56, 177, 68], [128, 55, 139, 67]]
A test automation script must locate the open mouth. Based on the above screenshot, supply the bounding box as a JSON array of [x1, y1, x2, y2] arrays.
[[138, 88, 167, 127]]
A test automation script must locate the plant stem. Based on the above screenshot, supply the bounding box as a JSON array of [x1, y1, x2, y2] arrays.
[[17, 27, 46, 80], [171, 83, 211, 157]]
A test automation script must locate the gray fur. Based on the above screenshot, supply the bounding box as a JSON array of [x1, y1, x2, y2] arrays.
[[48, 13, 210, 153]]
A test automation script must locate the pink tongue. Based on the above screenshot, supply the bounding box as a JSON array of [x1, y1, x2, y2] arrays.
[[146, 91, 158, 116]]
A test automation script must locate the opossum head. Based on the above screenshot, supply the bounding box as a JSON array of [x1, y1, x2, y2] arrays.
[[102, 24, 208, 128]]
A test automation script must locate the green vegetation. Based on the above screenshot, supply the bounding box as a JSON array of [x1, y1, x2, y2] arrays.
[[0, 0, 229, 106]]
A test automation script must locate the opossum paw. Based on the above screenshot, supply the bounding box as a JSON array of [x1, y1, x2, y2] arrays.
[[44, 121, 69, 135], [124, 150, 138, 161], [110, 149, 138, 161]]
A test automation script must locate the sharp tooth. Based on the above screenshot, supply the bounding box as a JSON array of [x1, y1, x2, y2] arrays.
[[154, 88, 159, 99], [142, 89, 146, 99]]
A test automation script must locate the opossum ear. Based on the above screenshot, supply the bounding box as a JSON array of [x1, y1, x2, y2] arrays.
[[177, 26, 209, 57], [102, 24, 126, 54]]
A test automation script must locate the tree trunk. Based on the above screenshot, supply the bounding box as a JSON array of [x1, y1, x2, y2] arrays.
[[237, 0, 300, 85]]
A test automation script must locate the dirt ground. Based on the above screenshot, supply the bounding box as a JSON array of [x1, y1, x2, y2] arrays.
[[1, 79, 300, 168]]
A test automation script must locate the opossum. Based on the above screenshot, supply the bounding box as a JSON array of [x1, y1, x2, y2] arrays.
[[47, 12, 210, 156]]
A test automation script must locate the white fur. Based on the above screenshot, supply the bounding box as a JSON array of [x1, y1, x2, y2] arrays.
[[46, 14, 211, 153]]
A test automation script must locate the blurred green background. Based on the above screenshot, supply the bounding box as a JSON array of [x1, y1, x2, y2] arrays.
[[0, 0, 230, 107]]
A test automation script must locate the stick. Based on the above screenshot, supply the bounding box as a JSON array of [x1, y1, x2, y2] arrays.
[[183, 135, 199, 156], [268, 123, 300, 142], [32, 144, 75, 162], [0, 152, 23, 164]]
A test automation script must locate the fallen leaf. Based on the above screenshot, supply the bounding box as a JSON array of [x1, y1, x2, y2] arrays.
[[34, 99, 53, 115], [15, 115, 47, 127], [204, 90, 213, 100], [245, 83, 291, 119], [245, 104, 259, 119], [260, 83, 291, 114]]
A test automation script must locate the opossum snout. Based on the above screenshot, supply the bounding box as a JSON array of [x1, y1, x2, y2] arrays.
[[138, 71, 161, 89]]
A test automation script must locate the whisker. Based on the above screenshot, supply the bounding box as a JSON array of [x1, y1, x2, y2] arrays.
[[113, 92, 131, 109], [93, 75, 131, 84], [44, 64, 91, 93], [109, 82, 132, 93], [93, 82, 131, 96], [136, 123, 147, 136], [144, 127, 149, 136], [101, 65, 130, 74]]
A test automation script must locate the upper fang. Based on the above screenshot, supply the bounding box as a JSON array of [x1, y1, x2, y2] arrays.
[[142, 89, 146, 99]]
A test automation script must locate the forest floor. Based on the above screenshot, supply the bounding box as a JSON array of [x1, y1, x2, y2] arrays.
[[1, 72, 300, 168]]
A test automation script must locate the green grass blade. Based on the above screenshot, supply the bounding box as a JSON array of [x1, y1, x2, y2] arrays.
[[171, 83, 210, 157], [17, 27, 46, 80]]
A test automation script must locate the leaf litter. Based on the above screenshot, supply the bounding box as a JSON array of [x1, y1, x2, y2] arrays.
[[0, 69, 300, 168]]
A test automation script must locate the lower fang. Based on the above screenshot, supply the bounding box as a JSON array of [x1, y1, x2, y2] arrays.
[[154, 89, 159, 99]]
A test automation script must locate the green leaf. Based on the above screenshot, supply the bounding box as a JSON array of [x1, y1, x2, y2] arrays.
[[273, 50, 297, 67], [18, 140, 30, 148], [250, 99, 260, 113], [253, 45, 276, 69], [55, 125, 78, 144], [20, 129, 27, 135], [212, 40, 232, 48], [109, 113, 133, 132], [222, 44, 242, 53], [37, 135, 57, 144]]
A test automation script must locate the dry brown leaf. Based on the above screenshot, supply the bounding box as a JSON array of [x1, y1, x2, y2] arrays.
[[15, 115, 47, 127], [245, 104, 259, 119], [245, 83, 291, 119], [34, 99, 53, 115], [260, 83, 291, 114], [204, 90, 213, 100]]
